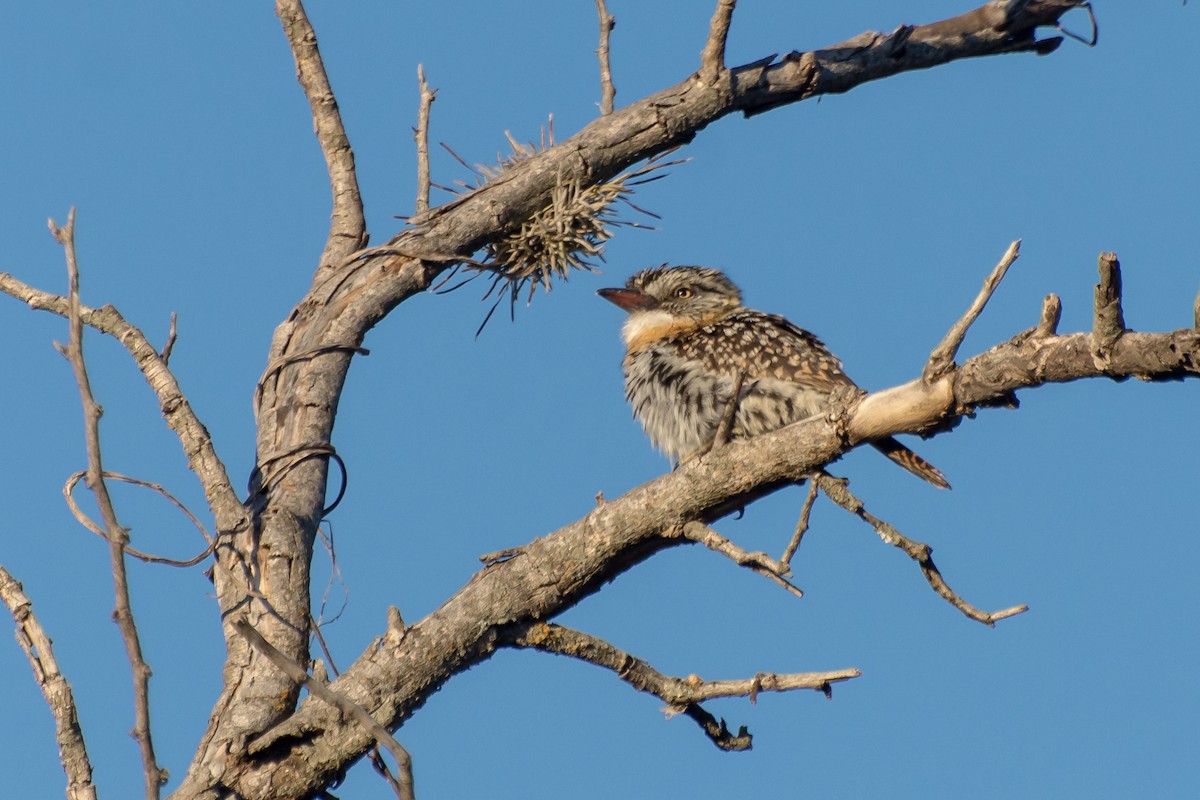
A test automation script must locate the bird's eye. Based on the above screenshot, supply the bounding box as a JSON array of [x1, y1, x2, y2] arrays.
[[674, 287, 693, 299]]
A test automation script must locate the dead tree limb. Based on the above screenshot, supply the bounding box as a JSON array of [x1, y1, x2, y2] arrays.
[[50, 210, 167, 798], [414, 65, 436, 216], [274, 0, 366, 269], [0, 565, 98, 800], [594, 0, 616, 114], [501, 621, 858, 750]]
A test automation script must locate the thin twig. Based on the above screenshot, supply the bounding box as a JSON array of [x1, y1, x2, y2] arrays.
[[0, 271, 243, 528], [1, 565, 98, 800], [781, 477, 821, 569], [679, 521, 802, 598], [160, 311, 178, 363], [924, 240, 1021, 382], [414, 64, 437, 215], [594, 0, 616, 114], [64, 470, 216, 567], [274, 0, 367, 265], [813, 474, 1027, 626], [502, 621, 858, 750], [1092, 251, 1126, 367], [712, 370, 746, 448], [50, 210, 167, 798], [233, 619, 415, 800], [699, 0, 737, 84]]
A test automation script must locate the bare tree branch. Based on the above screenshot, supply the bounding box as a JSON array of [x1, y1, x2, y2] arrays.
[[699, 0, 737, 84], [677, 521, 803, 598], [1092, 251, 1126, 366], [594, 0, 616, 114], [925, 240, 1021, 382], [0, 271, 244, 531], [781, 477, 820, 569], [813, 474, 1028, 626], [414, 65, 436, 216], [274, 0, 367, 270], [1036, 293, 1062, 337], [233, 619, 415, 800], [160, 311, 178, 363], [1, 565, 97, 800], [501, 621, 858, 750], [50, 210, 167, 798]]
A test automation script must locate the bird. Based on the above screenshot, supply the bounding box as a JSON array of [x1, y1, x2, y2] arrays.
[[597, 265, 949, 489]]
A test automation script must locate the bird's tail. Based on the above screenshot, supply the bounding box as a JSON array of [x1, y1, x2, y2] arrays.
[[871, 437, 950, 490]]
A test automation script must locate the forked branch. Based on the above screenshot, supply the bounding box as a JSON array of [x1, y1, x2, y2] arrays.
[[813, 474, 1028, 626], [502, 621, 859, 751], [234, 619, 415, 800], [677, 521, 803, 598]]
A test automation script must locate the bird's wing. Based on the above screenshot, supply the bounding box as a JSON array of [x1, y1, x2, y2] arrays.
[[673, 310, 854, 392]]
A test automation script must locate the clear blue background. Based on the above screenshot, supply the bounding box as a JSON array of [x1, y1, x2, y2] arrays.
[[2, 2, 1197, 798]]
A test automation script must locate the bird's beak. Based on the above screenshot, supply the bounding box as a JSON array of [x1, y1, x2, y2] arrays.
[[597, 287, 658, 313]]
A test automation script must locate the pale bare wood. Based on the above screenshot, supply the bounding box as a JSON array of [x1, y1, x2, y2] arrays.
[[274, 0, 366, 271], [414, 65, 436, 215], [1, 565, 98, 800], [925, 240, 1022, 382]]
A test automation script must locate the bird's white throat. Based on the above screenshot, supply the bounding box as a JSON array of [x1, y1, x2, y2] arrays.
[[620, 310, 678, 348]]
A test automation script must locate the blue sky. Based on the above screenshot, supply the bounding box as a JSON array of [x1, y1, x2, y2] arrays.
[[2, 2, 1197, 798]]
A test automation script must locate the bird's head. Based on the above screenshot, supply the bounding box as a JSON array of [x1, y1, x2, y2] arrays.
[[598, 265, 744, 350], [598, 265, 742, 321]]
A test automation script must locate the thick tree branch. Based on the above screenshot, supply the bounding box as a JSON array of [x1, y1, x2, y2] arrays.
[[275, 0, 367, 270], [51, 210, 166, 798], [501, 621, 857, 750], [1, 565, 97, 800]]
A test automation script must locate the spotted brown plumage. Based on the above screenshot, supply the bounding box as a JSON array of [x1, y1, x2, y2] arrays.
[[598, 265, 950, 489]]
